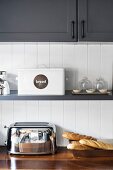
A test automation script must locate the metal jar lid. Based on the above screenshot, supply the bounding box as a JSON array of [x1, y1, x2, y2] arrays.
[[0, 71, 6, 75]]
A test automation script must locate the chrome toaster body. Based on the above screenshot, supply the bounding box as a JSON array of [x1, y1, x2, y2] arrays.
[[7, 122, 57, 155]]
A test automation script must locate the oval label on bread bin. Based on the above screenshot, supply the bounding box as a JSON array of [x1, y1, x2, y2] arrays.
[[34, 74, 48, 89]]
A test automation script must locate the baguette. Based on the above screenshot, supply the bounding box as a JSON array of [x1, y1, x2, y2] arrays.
[[62, 132, 97, 141], [67, 141, 95, 150], [79, 139, 113, 150]]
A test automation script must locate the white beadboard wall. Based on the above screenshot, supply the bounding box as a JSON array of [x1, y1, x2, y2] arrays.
[[0, 42, 113, 146]]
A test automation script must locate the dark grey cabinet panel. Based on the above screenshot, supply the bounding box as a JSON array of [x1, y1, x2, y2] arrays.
[[0, 0, 77, 42], [78, 0, 113, 41]]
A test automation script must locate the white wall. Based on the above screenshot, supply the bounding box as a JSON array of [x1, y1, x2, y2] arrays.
[[0, 42, 113, 146]]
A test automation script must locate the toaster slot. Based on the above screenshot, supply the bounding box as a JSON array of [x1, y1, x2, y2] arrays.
[[19, 141, 51, 153]]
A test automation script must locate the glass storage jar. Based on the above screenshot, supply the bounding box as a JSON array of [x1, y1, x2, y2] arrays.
[[0, 71, 10, 95]]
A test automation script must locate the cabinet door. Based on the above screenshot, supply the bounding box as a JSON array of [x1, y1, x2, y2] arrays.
[[78, 0, 113, 41], [0, 0, 77, 42]]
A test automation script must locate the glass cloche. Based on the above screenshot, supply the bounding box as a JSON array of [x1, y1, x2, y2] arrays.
[[78, 77, 92, 91], [94, 78, 107, 91]]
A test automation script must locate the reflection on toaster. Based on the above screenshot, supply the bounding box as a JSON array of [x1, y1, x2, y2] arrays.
[[7, 122, 57, 154]]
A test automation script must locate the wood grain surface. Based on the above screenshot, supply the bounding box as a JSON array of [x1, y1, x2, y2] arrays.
[[1, 146, 113, 169]]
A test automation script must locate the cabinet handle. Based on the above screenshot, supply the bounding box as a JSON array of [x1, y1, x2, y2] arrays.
[[71, 21, 75, 39], [81, 20, 85, 38]]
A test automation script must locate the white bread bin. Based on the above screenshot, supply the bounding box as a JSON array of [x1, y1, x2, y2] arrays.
[[18, 68, 65, 95]]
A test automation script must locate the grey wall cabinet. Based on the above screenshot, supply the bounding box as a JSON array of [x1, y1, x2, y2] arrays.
[[78, 0, 113, 42], [0, 0, 77, 42], [1, 0, 113, 42]]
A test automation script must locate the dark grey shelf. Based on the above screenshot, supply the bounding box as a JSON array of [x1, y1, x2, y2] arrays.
[[0, 90, 113, 100]]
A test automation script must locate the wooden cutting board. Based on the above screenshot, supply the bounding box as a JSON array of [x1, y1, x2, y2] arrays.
[[73, 149, 113, 157], [71, 139, 113, 157]]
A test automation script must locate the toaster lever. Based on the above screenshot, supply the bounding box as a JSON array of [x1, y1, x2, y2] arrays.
[[50, 133, 55, 154]]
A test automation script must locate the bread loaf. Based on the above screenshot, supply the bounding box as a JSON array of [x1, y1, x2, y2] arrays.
[[79, 139, 113, 150], [67, 141, 95, 150], [62, 132, 97, 141]]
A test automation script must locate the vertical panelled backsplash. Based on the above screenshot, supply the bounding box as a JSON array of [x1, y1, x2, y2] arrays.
[[0, 42, 113, 146]]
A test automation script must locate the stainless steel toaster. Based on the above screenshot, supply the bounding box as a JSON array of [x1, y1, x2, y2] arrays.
[[7, 122, 57, 155]]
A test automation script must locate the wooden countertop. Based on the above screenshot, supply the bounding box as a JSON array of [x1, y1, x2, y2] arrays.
[[1, 146, 113, 170]]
